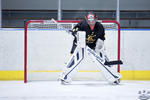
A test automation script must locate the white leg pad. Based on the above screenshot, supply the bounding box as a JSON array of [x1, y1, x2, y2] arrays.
[[86, 46, 121, 83], [60, 47, 84, 82]]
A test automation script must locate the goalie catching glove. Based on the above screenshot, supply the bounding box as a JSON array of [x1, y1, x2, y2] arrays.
[[95, 39, 123, 66]]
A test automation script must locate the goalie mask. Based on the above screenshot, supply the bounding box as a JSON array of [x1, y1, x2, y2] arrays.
[[85, 12, 97, 26]]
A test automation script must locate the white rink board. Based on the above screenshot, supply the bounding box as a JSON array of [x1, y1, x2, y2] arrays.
[[1, 29, 150, 81], [27, 30, 118, 81]]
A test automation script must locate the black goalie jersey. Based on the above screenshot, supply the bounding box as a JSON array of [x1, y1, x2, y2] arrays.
[[70, 19, 105, 54]]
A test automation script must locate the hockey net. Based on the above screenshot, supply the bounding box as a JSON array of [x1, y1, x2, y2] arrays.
[[24, 19, 121, 83]]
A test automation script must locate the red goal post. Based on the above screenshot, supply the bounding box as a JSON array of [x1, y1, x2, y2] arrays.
[[24, 20, 121, 83]]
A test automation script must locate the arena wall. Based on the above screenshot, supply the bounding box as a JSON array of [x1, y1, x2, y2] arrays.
[[2, 0, 150, 10]]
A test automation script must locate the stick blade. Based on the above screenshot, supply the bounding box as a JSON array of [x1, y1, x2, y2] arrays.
[[104, 60, 123, 65]]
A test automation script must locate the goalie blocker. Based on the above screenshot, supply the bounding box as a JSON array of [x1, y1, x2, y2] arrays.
[[59, 31, 122, 84]]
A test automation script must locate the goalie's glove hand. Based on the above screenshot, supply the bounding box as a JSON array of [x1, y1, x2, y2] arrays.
[[68, 30, 77, 38]]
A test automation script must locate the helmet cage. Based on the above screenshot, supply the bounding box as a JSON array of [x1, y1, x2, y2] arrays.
[[86, 13, 96, 25]]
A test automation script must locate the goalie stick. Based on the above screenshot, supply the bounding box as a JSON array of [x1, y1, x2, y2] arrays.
[[104, 60, 123, 66]]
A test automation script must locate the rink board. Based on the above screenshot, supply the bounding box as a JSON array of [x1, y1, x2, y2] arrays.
[[25, 30, 118, 81], [1, 29, 150, 81], [1, 70, 150, 80]]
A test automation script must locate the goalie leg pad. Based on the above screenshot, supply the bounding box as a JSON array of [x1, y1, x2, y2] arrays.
[[60, 48, 84, 82], [86, 46, 121, 84], [96, 59, 121, 83]]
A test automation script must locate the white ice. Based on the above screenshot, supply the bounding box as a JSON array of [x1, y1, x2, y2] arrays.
[[0, 81, 150, 100]]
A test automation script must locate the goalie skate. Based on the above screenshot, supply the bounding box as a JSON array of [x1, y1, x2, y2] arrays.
[[113, 79, 120, 84], [59, 72, 72, 85], [60, 79, 71, 85]]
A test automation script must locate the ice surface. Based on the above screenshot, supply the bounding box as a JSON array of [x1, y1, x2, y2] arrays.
[[0, 81, 150, 100]]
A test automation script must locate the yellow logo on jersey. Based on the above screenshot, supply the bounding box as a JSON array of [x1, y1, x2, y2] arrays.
[[86, 32, 96, 43]]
